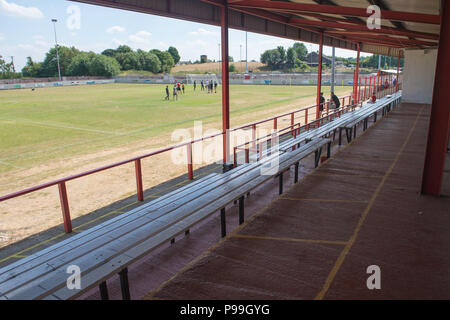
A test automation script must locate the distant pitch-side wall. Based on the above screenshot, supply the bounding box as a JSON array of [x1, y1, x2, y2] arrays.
[[0, 72, 364, 90], [0, 79, 115, 90], [114, 72, 362, 86]]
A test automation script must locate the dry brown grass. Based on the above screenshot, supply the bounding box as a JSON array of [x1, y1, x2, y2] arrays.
[[172, 61, 264, 73]]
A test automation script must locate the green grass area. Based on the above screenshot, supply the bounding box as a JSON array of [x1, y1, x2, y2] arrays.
[[0, 83, 351, 173]]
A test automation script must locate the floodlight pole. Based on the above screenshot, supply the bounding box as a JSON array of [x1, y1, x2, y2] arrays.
[[10, 56, 15, 72], [52, 19, 62, 81], [240, 44, 242, 73]]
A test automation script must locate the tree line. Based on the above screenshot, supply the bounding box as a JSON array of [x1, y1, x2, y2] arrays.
[[260, 43, 308, 71], [260, 43, 404, 71], [0, 55, 22, 79], [2, 45, 181, 79]]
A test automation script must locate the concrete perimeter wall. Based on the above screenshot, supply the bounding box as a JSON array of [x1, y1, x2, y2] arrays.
[[0, 79, 115, 90], [402, 49, 438, 104], [0, 72, 366, 90], [115, 72, 363, 86]]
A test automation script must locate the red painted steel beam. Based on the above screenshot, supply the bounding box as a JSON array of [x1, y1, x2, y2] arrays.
[[354, 44, 360, 103], [229, 6, 322, 34], [327, 32, 438, 47], [323, 28, 439, 41], [325, 31, 438, 46], [340, 35, 415, 48], [421, 0, 450, 196], [289, 17, 439, 41], [272, 8, 439, 41], [221, 1, 230, 164], [229, 0, 441, 24], [227, 5, 362, 48], [396, 49, 401, 92], [316, 32, 323, 120]]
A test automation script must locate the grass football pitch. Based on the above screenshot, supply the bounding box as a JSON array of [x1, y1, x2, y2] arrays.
[[0, 83, 351, 175]]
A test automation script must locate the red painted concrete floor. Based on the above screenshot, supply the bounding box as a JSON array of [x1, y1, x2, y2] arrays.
[[82, 102, 450, 300]]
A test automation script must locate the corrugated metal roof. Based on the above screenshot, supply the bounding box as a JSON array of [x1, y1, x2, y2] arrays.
[[69, 0, 441, 56]]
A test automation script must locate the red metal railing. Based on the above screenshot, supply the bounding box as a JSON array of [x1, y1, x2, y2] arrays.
[[1, 85, 403, 235], [232, 80, 402, 167], [233, 102, 358, 166]]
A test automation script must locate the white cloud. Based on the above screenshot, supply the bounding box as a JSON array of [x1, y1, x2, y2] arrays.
[[128, 34, 147, 44], [107, 25, 125, 34], [17, 44, 34, 50], [33, 35, 50, 48], [0, 0, 44, 19], [136, 30, 151, 37], [112, 38, 122, 46], [127, 30, 152, 48], [0, 32, 4, 41], [189, 28, 219, 37]]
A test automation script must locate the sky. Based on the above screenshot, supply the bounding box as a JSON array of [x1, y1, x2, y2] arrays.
[[0, 0, 371, 70]]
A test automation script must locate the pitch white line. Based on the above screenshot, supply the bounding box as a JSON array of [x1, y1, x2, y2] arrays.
[[0, 160, 25, 169], [0, 117, 118, 135]]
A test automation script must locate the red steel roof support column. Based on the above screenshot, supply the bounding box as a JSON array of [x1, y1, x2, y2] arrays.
[[353, 43, 360, 104], [421, 0, 450, 196], [221, 1, 230, 164], [396, 50, 401, 92], [316, 32, 323, 120]]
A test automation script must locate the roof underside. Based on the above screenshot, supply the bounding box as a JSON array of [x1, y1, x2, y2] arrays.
[[70, 0, 441, 57]]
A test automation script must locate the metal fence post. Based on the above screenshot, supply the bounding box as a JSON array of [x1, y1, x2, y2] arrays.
[[187, 142, 193, 180], [58, 182, 72, 233], [135, 159, 144, 202]]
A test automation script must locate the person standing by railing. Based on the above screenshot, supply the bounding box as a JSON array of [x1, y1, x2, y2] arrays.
[[330, 92, 341, 109], [319, 92, 325, 117]]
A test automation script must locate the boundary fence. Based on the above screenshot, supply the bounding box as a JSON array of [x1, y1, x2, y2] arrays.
[[0, 75, 400, 236]]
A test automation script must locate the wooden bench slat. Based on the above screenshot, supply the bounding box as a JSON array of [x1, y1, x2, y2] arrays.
[[0, 172, 221, 278], [0, 162, 278, 293], [4, 93, 403, 300], [2, 139, 329, 300], [46, 139, 331, 300]]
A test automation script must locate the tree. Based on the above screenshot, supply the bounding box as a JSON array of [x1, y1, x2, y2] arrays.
[[137, 50, 161, 73], [22, 57, 42, 78], [115, 51, 140, 70], [101, 49, 116, 57], [0, 55, 21, 79], [277, 46, 286, 64], [261, 49, 283, 70], [88, 54, 121, 77], [159, 51, 175, 73], [229, 64, 236, 72], [286, 47, 297, 70], [168, 46, 180, 65], [151, 49, 174, 73], [67, 52, 120, 77], [293, 43, 308, 61], [115, 45, 133, 54], [40, 46, 81, 77], [68, 52, 95, 76]]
